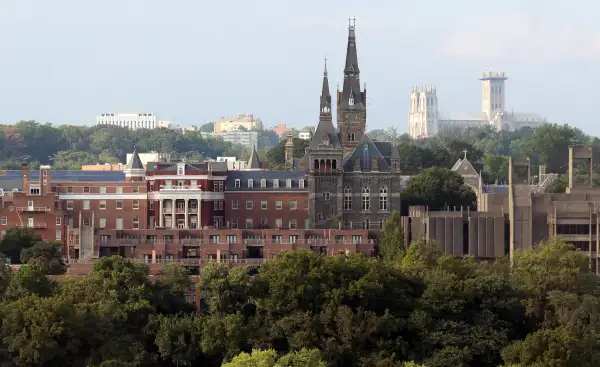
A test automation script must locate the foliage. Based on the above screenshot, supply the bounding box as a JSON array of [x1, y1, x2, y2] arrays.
[[20, 242, 67, 275], [401, 167, 477, 211], [0, 227, 42, 264], [378, 212, 405, 262], [266, 137, 309, 169], [0, 236, 596, 366]]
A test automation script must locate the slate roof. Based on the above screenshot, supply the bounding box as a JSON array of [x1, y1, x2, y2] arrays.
[[451, 156, 478, 176], [146, 161, 227, 173], [247, 146, 261, 169], [0, 170, 127, 190], [342, 134, 391, 172], [226, 170, 307, 192], [124, 148, 144, 170]]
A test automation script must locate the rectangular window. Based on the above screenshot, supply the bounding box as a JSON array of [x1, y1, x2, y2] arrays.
[[149, 182, 154, 191], [232, 200, 239, 210], [246, 218, 253, 229], [226, 235, 237, 244], [286, 179, 292, 188], [83, 200, 90, 210], [99, 218, 106, 228], [116, 187, 123, 194], [275, 218, 282, 228], [149, 201, 154, 210], [275, 201, 283, 210], [261, 201, 267, 210], [234, 179, 240, 188], [132, 186, 139, 193], [289, 220, 297, 229], [232, 218, 238, 229], [260, 218, 268, 227], [99, 186, 106, 194], [246, 201, 253, 210], [219, 201, 223, 210], [290, 200, 297, 210], [27, 200, 34, 208], [99, 200, 106, 210], [83, 217, 90, 226], [214, 201, 219, 210], [55, 230, 61, 241], [248, 179, 253, 188], [116, 200, 123, 210], [214, 181, 219, 191], [67, 186, 73, 193], [323, 192, 330, 201], [83, 186, 90, 193], [66, 200, 74, 210], [132, 217, 139, 229], [55, 216, 61, 225], [1, 217, 6, 225], [361, 195, 370, 211], [273, 179, 279, 188], [116, 218, 123, 230], [299, 179, 305, 188], [132, 200, 139, 210]]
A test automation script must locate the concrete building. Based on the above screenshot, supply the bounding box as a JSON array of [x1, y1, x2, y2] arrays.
[[299, 131, 312, 140], [200, 131, 259, 149], [271, 123, 292, 137], [214, 114, 260, 133], [97, 113, 157, 130], [407, 72, 548, 138], [126, 152, 171, 167]]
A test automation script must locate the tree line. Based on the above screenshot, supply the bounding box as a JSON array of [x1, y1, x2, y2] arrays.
[[0, 121, 279, 170], [0, 221, 596, 366]]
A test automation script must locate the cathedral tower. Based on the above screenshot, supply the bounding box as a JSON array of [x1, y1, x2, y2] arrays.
[[407, 86, 439, 138], [337, 18, 366, 155], [480, 71, 507, 120]]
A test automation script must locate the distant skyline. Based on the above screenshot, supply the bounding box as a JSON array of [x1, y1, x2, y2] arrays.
[[1, 1, 600, 134]]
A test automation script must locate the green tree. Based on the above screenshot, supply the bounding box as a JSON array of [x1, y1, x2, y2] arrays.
[[20, 241, 66, 275], [401, 167, 477, 211], [378, 212, 405, 262], [0, 227, 42, 264]]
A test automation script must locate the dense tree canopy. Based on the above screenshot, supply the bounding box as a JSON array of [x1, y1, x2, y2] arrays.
[[0, 229, 596, 366]]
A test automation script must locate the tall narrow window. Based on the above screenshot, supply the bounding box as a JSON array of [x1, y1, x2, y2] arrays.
[[343, 185, 352, 211], [379, 186, 388, 211], [361, 186, 370, 211]]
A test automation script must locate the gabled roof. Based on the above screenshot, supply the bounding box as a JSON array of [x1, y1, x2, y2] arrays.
[[451, 156, 478, 176], [124, 148, 144, 170], [342, 134, 391, 172], [247, 146, 261, 169]]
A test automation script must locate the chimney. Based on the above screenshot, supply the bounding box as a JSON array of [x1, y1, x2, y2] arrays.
[[284, 134, 294, 170], [21, 162, 29, 192]]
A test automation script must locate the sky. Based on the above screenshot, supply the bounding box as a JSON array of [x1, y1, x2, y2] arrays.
[[1, 0, 600, 134]]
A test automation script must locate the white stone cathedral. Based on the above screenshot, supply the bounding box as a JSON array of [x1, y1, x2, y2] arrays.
[[407, 71, 548, 139]]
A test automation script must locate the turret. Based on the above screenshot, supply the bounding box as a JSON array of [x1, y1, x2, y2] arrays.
[[123, 147, 145, 182]]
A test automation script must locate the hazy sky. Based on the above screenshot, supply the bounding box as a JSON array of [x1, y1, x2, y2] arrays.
[[2, 0, 600, 134]]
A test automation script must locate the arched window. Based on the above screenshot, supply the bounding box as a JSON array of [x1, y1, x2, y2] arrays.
[[379, 186, 388, 211], [361, 186, 370, 211], [314, 159, 319, 170], [351, 133, 356, 141], [332, 160, 337, 170], [343, 185, 352, 211]]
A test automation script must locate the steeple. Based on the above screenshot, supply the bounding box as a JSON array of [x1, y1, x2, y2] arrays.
[[343, 17, 360, 78], [123, 147, 145, 182], [247, 145, 261, 169], [337, 18, 367, 155], [320, 57, 332, 119]]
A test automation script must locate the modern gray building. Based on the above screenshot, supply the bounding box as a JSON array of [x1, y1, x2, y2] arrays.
[[301, 21, 403, 229]]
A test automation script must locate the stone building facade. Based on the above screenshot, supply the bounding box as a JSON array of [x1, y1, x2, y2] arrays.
[[304, 21, 402, 229]]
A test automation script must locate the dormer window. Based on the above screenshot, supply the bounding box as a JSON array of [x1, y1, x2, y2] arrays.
[[260, 179, 266, 188], [248, 179, 254, 188], [299, 179, 305, 188], [322, 136, 330, 145], [234, 179, 241, 188], [286, 179, 292, 188], [273, 179, 279, 188], [177, 163, 185, 176], [322, 106, 330, 113], [349, 95, 354, 106]]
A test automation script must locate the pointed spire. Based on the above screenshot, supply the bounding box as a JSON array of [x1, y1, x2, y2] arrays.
[[124, 146, 144, 170], [320, 58, 332, 117], [247, 145, 261, 169], [344, 18, 360, 77]]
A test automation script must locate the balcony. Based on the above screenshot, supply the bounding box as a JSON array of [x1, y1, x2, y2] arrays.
[[19, 223, 47, 229], [159, 185, 202, 191], [17, 206, 50, 212]]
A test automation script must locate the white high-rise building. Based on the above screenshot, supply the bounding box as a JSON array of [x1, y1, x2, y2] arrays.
[[97, 113, 157, 130], [407, 72, 548, 139]]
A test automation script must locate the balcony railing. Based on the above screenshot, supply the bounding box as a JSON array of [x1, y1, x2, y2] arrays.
[[159, 185, 202, 191], [96, 238, 375, 247], [16, 206, 50, 212], [19, 223, 47, 229], [67, 257, 268, 266]]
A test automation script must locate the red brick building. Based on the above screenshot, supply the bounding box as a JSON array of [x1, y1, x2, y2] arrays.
[[0, 151, 377, 267]]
